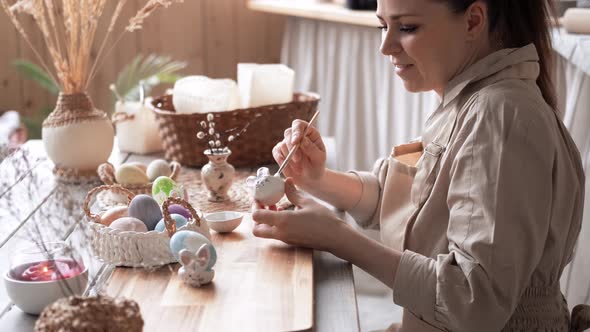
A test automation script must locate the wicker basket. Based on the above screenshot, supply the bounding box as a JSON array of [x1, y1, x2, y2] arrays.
[[84, 185, 210, 267], [97, 161, 181, 196], [150, 92, 320, 167]]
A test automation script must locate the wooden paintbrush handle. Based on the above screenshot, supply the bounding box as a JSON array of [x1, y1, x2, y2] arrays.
[[276, 110, 320, 176]]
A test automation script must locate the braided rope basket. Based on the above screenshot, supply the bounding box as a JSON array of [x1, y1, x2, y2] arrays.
[[84, 185, 210, 267], [97, 161, 182, 196]]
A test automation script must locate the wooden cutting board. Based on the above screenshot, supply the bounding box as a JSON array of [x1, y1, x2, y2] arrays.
[[105, 215, 314, 332]]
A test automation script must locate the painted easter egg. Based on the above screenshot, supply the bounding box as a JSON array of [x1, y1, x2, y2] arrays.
[[170, 231, 217, 270], [128, 194, 162, 231], [109, 217, 148, 232], [127, 162, 147, 173], [147, 159, 172, 182], [99, 205, 128, 226], [155, 214, 188, 233], [254, 175, 285, 206], [168, 204, 191, 219], [152, 176, 184, 205], [115, 164, 149, 185]]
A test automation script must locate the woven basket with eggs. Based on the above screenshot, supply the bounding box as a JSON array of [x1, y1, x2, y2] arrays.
[[83, 185, 210, 267], [97, 160, 181, 196]]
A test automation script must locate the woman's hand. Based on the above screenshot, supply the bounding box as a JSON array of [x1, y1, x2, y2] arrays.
[[251, 178, 346, 252], [273, 120, 326, 188], [252, 179, 402, 289]]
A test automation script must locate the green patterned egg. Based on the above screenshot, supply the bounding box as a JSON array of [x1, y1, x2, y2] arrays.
[[152, 176, 184, 205]]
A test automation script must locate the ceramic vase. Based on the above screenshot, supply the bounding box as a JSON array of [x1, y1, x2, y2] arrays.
[[42, 93, 114, 182], [201, 149, 235, 202]]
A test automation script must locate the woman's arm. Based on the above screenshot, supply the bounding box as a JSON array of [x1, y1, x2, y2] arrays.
[[331, 221, 401, 289], [297, 168, 364, 212]]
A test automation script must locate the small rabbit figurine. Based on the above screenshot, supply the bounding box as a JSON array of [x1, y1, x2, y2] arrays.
[[246, 167, 285, 209], [178, 244, 215, 287]]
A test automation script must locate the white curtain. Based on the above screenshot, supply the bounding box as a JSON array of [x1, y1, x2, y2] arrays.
[[556, 50, 590, 309], [281, 17, 590, 316]]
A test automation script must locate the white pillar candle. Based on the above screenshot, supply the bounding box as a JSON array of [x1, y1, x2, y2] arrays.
[[238, 64, 295, 108], [172, 76, 241, 114], [114, 100, 163, 154]]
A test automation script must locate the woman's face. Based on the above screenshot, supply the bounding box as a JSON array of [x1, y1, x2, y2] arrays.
[[377, 0, 484, 95]]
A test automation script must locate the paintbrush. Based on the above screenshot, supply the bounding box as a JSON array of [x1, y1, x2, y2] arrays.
[[275, 110, 320, 177]]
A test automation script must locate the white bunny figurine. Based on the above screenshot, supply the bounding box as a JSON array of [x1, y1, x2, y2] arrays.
[[178, 244, 215, 287]]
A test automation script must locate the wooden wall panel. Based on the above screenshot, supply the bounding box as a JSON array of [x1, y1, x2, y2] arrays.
[[0, 1, 285, 120], [17, 16, 52, 117], [88, 0, 141, 112], [203, 0, 239, 80], [138, 0, 207, 99], [0, 15, 21, 112], [265, 14, 286, 63], [236, 0, 272, 63]]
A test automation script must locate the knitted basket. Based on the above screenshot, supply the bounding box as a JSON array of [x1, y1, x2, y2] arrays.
[[83, 185, 211, 267], [150, 92, 320, 167]]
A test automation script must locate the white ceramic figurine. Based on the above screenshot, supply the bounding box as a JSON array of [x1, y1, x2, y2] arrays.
[[178, 245, 215, 287], [246, 167, 285, 208]]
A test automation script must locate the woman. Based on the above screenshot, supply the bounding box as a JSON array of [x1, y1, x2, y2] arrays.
[[252, 0, 585, 331]]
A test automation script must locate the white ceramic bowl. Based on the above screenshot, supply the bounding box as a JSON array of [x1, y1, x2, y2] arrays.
[[206, 211, 243, 233], [4, 268, 89, 315]]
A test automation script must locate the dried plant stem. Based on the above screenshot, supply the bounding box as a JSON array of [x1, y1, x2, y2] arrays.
[[1, 0, 59, 85], [85, 0, 128, 89], [85, 30, 126, 90], [43, 0, 63, 60], [4, 0, 182, 94]]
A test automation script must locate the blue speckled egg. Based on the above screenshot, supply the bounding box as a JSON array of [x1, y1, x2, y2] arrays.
[[128, 194, 162, 231], [170, 230, 217, 270], [155, 214, 188, 233]]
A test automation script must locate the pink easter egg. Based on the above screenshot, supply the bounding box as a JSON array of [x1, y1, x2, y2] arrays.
[[99, 206, 129, 226], [109, 217, 148, 232]]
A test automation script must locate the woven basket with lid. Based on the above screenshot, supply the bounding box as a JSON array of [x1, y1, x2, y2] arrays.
[[150, 92, 320, 167]]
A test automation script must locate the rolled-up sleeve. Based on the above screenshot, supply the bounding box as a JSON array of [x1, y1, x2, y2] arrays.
[[347, 158, 389, 229], [392, 98, 553, 331]]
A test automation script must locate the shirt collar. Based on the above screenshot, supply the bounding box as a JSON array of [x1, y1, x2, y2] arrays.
[[441, 43, 541, 108]]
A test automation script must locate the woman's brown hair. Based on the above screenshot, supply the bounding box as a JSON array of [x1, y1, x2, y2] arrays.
[[439, 0, 557, 110]]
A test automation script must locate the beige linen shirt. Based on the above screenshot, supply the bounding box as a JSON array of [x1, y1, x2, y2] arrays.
[[349, 44, 585, 331]]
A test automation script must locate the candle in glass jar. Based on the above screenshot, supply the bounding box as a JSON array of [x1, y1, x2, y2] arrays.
[[13, 259, 85, 282]]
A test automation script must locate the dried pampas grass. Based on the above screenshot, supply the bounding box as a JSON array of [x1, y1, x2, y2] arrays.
[[1, 0, 184, 94]]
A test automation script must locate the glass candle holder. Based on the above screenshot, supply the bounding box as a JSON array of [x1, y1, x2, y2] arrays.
[[8, 242, 85, 282], [4, 241, 88, 314]]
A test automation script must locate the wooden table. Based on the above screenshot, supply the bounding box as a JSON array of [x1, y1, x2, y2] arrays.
[[0, 140, 360, 331]]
